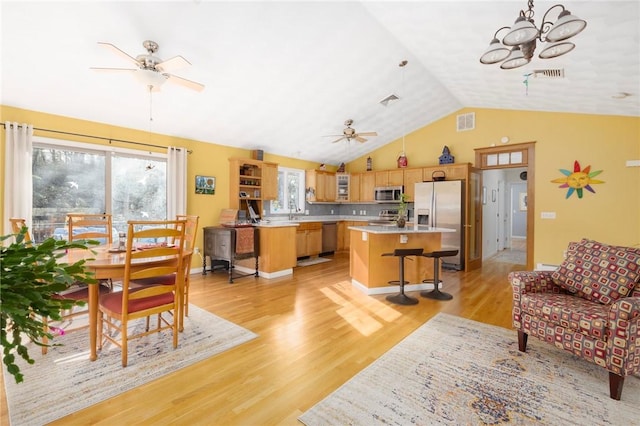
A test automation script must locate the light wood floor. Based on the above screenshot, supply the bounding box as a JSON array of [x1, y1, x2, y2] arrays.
[[1, 252, 522, 425]]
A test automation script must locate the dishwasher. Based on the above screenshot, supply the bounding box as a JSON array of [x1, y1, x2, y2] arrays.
[[321, 222, 337, 255]]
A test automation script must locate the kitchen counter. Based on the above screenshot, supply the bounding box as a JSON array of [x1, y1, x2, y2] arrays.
[[348, 225, 454, 234]]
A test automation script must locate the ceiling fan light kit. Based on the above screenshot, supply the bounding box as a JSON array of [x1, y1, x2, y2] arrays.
[[480, 0, 586, 69]]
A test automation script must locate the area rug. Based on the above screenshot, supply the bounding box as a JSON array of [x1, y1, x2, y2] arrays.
[[299, 313, 639, 425], [3, 305, 257, 425], [297, 257, 332, 267]]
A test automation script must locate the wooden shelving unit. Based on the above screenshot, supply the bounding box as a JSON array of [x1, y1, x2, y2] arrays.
[[229, 158, 278, 221]]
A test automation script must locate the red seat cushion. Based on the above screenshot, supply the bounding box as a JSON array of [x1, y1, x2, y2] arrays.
[[100, 288, 174, 314]]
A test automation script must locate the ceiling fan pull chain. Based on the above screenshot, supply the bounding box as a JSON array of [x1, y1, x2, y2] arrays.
[[148, 85, 154, 122]]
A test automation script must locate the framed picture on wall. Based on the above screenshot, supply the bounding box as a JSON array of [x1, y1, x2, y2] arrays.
[[195, 175, 216, 194]]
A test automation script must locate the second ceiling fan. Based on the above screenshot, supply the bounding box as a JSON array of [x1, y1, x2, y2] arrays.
[[327, 119, 377, 143]]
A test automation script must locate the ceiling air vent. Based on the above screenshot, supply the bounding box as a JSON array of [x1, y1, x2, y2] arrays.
[[456, 112, 475, 132], [379, 93, 400, 107], [533, 69, 565, 78]]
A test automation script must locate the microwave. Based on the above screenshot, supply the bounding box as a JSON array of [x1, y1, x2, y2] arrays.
[[374, 186, 404, 202]]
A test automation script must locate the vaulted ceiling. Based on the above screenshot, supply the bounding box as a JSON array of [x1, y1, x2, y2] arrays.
[[2, 1, 638, 165]]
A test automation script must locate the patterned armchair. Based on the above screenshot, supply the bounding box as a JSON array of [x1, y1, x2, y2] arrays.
[[510, 239, 640, 400]]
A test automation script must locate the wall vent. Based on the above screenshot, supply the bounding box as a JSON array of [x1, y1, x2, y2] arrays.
[[457, 112, 475, 132], [379, 93, 400, 107], [533, 69, 565, 78]]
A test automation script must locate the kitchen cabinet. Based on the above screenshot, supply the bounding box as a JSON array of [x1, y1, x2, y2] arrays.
[[349, 174, 361, 202], [336, 173, 349, 201], [403, 167, 424, 201], [229, 158, 278, 221], [422, 164, 468, 182], [359, 172, 376, 202], [262, 162, 278, 200], [375, 169, 404, 187], [306, 170, 336, 202], [339, 220, 369, 252], [296, 222, 322, 258]]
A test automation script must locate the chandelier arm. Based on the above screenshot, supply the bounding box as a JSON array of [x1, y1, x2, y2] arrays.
[[493, 26, 512, 39], [538, 4, 567, 42]]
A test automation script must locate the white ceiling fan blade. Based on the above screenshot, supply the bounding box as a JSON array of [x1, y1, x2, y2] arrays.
[[355, 136, 367, 143], [358, 131, 377, 137], [166, 74, 205, 92], [331, 136, 347, 143], [156, 56, 191, 73], [90, 67, 137, 73], [97, 42, 139, 67]]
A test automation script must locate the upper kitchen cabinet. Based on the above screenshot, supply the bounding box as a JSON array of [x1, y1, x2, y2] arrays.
[[261, 162, 278, 200], [423, 164, 469, 182], [402, 168, 424, 201], [375, 169, 404, 187], [229, 157, 278, 221], [306, 170, 336, 202], [360, 172, 376, 202], [336, 173, 349, 201], [350, 173, 361, 202]]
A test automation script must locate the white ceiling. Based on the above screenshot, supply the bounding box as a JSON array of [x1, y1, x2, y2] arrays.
[[2, 1, 639, 166]]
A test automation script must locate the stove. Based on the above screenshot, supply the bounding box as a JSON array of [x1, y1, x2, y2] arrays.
[[368, 209, 399, 225]]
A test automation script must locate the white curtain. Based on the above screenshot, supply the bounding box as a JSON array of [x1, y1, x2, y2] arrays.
[[167, 146, 187, 219], [4, 122, 33, 234]]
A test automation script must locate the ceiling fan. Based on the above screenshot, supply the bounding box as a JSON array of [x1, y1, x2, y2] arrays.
[[90, 40, 205, 92], [326, 119, 378, 143]]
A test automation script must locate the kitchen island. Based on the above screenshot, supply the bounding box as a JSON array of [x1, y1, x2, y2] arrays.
[[221, 222, 300, 279], [348, 225, 454, 295]]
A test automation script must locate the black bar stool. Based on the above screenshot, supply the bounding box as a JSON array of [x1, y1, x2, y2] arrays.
[[421, 250, 459, 301], [382, 248, 424, 305]]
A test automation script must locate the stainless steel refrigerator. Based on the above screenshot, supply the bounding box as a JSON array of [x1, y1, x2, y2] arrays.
[[414, 180, 465, 270]]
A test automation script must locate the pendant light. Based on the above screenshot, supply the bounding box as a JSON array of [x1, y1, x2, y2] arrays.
[[397, 60, 408, 169]]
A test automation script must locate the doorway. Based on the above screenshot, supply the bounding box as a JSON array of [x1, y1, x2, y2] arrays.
[[474, 142, 535, 270], [482, 168, 527, 265]]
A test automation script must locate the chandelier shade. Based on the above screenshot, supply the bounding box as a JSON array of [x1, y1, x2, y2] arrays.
[[502, 16, 538, 46], [480, 1, 586, 69], [500, 47, 530, 70], [480, 37, 511, 64], [538, 41, 575, 59], [545, 10, 587, 42]]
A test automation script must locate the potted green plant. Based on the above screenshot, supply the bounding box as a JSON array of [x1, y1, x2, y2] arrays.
[[397, 193, 408, 228], [0, 227, 98, 383]]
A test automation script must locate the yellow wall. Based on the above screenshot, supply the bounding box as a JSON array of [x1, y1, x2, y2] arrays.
[[347, 108, 640, 264], [2, 105, 639, 266]]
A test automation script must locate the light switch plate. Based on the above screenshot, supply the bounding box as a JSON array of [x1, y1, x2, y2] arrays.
[[400, 234, 408, 244], [541, 211, 556, 219]]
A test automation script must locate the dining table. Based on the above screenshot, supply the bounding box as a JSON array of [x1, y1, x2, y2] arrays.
[[60, 245, 191, 361]]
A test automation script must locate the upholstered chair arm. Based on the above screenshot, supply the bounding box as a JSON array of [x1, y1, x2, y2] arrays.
[[509, 271, 561, 296], [607, 297, 640, 376]]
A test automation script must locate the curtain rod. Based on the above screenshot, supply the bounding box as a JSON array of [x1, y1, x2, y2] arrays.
[[1, 122, 192, 154]]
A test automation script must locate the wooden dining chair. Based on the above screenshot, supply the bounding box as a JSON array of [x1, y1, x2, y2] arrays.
[[40, 214, 114, 354], [131, 215, 199, 331], [98, 219, 186, 367], [175, 215, 199, 318], [7, 217, 108, 355], [67, 213, 113, 245], [9, 218, 32, 243]]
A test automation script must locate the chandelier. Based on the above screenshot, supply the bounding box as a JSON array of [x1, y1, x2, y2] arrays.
[[480, 0, 587, 70]]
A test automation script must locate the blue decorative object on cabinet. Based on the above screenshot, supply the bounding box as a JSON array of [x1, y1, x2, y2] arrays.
[[439, 146, 454, 164]]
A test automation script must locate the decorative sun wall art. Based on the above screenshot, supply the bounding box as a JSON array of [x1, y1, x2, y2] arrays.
[[551, 160, 604, 199]]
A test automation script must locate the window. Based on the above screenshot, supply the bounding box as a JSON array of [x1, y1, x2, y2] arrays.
[[270, 167, 305, 215], [31, 139, 166, 243]]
